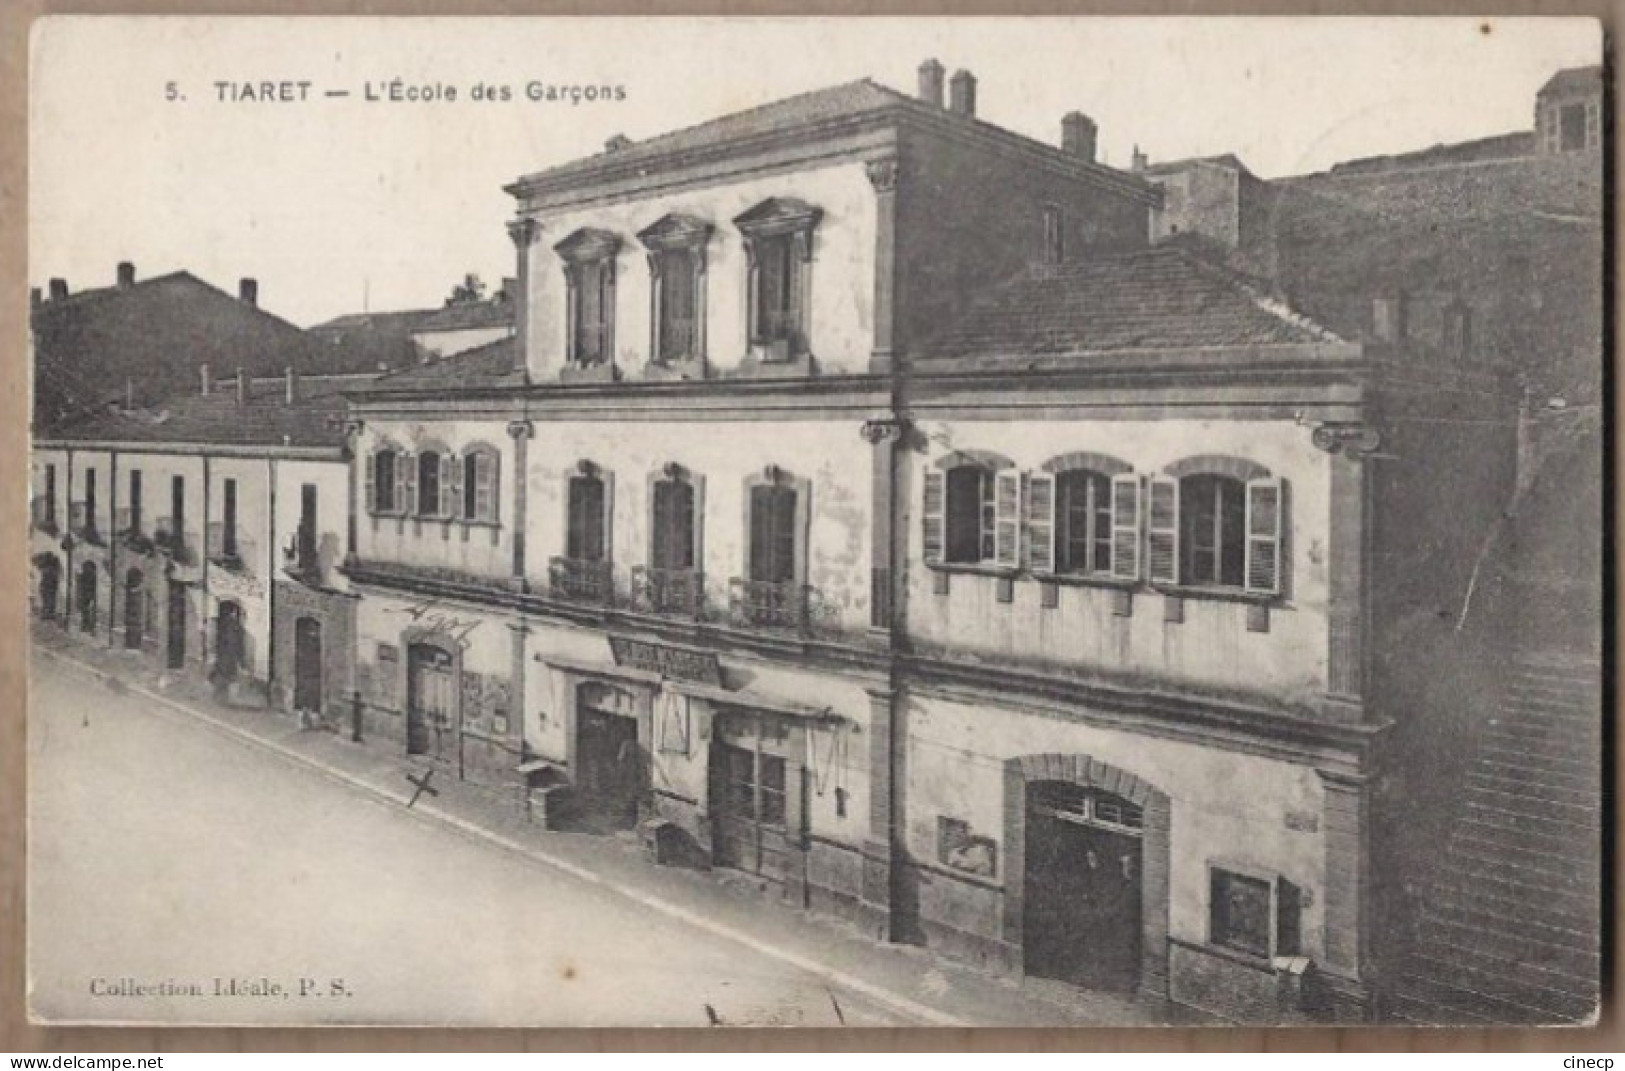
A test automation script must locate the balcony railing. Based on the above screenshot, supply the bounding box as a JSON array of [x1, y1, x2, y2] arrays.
[[70, 502, 103, 545], [31, 496, 59, 535], [206, 521, 255, 573], [631, 566, 705, 618], [728, 577, 812, 632], [549, 556, 614, 606], [152, 516, 196, 566]]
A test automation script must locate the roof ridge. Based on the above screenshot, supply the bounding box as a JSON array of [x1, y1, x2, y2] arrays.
[[1167, 245, 1344, 344]]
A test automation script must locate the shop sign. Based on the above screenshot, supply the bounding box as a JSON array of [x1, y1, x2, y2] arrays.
[[607, 635, 722, 686]]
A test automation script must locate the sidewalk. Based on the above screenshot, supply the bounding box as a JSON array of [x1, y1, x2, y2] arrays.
[[31, 624, 1200, 1029]]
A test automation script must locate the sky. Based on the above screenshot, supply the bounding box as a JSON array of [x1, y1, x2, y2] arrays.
[[29, 17, 1601, 329]]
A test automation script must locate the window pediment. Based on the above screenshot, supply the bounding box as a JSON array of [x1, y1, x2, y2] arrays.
[[553, 227, 623, 264], [733, 197, 822, 241], [637, 213, 714, 253]]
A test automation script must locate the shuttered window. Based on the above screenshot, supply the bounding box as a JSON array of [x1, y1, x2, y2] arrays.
[[368, 449, 396, 513], [754, 235, 798, 348], [1181, 474, 1246, 588], [573, 260, 613, 365], [399, 452, 416, 516], [944, 466, 991, 565], [567, 474, 607, 562], [417, 452, 444, 518], [748, 484, 797, 584], [1244, 478, 1284, 596], [1025, 473, 1056, 574], [462, 449, 498, 523], [1146, 476, 1179, 585], [652, 477, 696, 571], [657, 249, 699, 361], [922, 471, 946, 565], [1056, 470, 1113, 575]]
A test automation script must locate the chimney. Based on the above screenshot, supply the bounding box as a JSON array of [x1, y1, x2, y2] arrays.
[[917, 59, 945, 107], [117, 262, 135, 288], [1372, 294, 1408, 343], [236, 368, 248, 407], [948, 69, 977, 118], [48, 278, 68, 301], [1061, 112, 1098, 162], [239, 277, 258, 307], [285, 366, 299, 404], [1131, 146, 1148, 173], [604, 134, 633, 153], [200, 364, 211, 396]]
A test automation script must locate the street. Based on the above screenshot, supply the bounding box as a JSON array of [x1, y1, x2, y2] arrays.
[[27, 654, 909, 1027]]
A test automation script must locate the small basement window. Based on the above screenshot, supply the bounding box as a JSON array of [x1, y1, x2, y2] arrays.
[[1210, 865, 1303, 960]]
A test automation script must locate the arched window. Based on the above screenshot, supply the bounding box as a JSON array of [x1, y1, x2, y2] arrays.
[[922, 451, 1018, 569], [1148, 458, 1283, 595], [1056, 470, 1114, 574], [461, 446, 500, 523], [367, 445, 401, 514], [418, 450, 443, 518]]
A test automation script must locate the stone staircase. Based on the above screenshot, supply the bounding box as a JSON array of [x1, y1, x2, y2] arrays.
[[1389, 654, 1602, 1025]]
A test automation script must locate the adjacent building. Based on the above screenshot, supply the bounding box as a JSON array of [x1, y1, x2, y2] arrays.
[[31, 367, 365, 722]]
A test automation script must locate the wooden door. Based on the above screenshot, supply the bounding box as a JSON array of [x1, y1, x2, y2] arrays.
[[166, 583, 188, 669], [406, 643, 452, 756], [294, 617, 325, 714], [711, 736, 792, 885]]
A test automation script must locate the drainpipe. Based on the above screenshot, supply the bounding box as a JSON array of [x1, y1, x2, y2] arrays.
[[200, 455, 210, 673], [267, 455, 277, 709], [107, 451, 117, 645]]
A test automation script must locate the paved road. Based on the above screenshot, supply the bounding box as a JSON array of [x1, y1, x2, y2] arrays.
[[28, 656, 905, 1027]]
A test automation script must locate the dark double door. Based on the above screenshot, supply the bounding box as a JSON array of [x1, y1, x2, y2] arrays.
[[711, 724, 795, 887], [576, 701, 641, 831], [1023, 784, 1143, 992]]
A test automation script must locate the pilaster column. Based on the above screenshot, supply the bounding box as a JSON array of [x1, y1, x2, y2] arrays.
[[508, 619, 530, 754], [1313, 422, 1380, 721], [865, 155, 900, 373], [343, 420, 364, 562], [861, 418, 904, 633], [859, 684, 899, 942], [507, 420, 534, 589], [1317, 766, 1374, 1020], [506, 218, 542, 382]]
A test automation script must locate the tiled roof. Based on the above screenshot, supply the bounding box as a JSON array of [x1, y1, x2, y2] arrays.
[[510, 80, 909, 191], [307, 308, 440, 373], [1538, 65, 1603, 98], [412, 296, 516, 334], [508, 78, 1152, 201], [41, 374, 377, 450], [31, 271, 330, 433], [363, 337, 522, 392], [923, 246, 1340, 361]]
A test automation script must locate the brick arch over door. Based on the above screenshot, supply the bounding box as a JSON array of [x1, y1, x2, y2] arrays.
[[1002, 752, 1173, 1002]]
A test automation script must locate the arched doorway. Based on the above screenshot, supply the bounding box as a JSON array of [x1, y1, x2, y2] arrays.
[[293, 617, 324, 717], [212, 601, 245, 694], [123, 568, 145, 649], [77, 561, 98, 633], [1004, 754, 1171, 999], [405, 642, 453, 757], [36, 555, 61, 621], [575, 681, 643, 831], [1023, 781, 1143, 991]]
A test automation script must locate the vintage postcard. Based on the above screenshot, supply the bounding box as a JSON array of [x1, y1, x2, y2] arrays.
[[25, 17, 1604, 1028]]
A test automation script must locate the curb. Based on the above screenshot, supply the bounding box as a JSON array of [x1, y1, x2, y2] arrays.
[[36, 645, 968, 1028]]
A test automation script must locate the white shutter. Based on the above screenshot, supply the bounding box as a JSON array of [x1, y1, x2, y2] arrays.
[[922, 470, 945, 564], [1110, 473, 1142, 581], [993, 470, 1021, 569], [363, 451, 376, 514], [475, 452, 496, 522], [1245, 477, 1283, 596], [401, 452, 417, 516], [1025, 472, 1056, 574], [1147, 475, 1180, 585], [443, 452, 460, 518]]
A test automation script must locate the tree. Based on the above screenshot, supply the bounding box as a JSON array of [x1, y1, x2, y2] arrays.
[[444, 273, 487, 307]]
